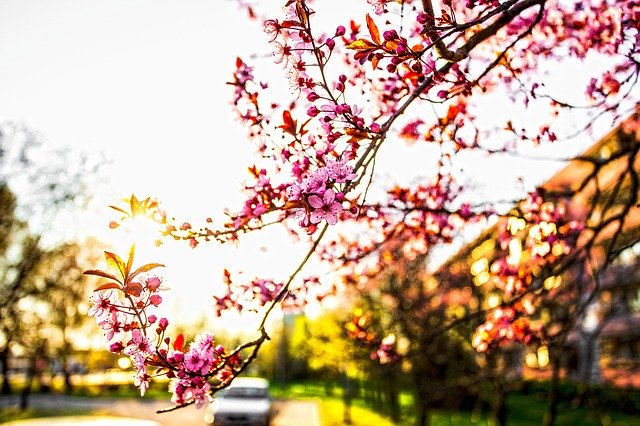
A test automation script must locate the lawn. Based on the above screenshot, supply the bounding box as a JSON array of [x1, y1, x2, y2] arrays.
[[269, 380, 640, 426]]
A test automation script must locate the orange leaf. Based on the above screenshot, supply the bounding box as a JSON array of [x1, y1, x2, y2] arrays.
[[125, 244, 135, 278], [371, 55, 379, 70], [109, 205, 130, 216], [94, 282, 121, 291], [295, 1, 308, 27], [346, 39, 378, 50], [129, 194, 140, 215], [105, 251, 126, 279], [129, 263, 165, 281], [366, 14, 381, 45], [173, 333, 185, 351], [382, 40, 398, 52]]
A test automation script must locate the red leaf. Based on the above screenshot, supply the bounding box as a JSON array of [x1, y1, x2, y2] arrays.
[[124, 282, 143, 297], [366, 14, 381, 45], [83, 269, 122, 283], [173, 333, 185, 351], [94, 282, 121, 291], [278, 110, 297, 135], [280, 20, 302, 29]]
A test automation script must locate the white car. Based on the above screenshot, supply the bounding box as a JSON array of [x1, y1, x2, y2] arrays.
[[206, 377, 272, 426]]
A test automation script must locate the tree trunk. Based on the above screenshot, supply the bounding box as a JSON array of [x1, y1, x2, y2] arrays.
[[492, 379, 507, 426], [388, 383, 400, 422], [0, 346, 12, 395], [543, 352, 561, 426], [417, 401, 431, 426], [63, 367, 73, 394], [19, 358, 36, 410]]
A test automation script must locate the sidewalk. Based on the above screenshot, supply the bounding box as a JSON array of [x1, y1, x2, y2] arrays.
[[1, 393, 323, 426], [0, 394, 203, 426], [3, 416, 159, 426]]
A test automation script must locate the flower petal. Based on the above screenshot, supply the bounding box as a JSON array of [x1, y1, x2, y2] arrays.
[[308, 195, 323, 208], [323, 189, 335, 204], [325, 212, 338, 225], [329, 202, 343, 213], [310, 210, 324, 223]]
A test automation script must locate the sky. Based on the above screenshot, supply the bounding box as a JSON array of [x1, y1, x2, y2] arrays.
[[0, 0, 624, 338]]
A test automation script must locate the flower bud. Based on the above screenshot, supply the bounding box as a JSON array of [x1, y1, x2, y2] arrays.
[[159, 317, 169, 330], [109, 342, 124, 353], [307, 106, 320, 117], [325, 38, 335, 50]]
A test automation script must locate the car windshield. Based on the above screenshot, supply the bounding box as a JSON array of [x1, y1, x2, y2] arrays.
[[223, 387, 269, 398]]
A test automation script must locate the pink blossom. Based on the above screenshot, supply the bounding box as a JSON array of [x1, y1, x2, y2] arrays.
[[124, 329, 153, 357], [263, 19, 281, 42], [286, 182, 303, 201], [170, 377, 212, 408], [98, 312, 125, 342], [308, 189, 343, 225], [300, 169, 328, 193], [367, 0, 388, 15], [325, 160, 358, 183], [88, 289, 115, 320], [144, 276, 162, 292], [149, 294, 162, 307], [133, 354, 150, 396], [184, 339, 214, 375], [272, 41, 292, 65]]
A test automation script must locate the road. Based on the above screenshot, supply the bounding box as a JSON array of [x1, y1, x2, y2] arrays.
[[1, 394, 322, 426]]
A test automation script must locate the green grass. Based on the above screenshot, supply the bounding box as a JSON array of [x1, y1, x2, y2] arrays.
[[269, 380, 640, 425], [506, 393, 640, 426], [0, 407, 95, 424]]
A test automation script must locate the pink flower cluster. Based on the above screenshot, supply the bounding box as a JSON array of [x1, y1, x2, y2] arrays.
[[164, 332, 242, 408], [89, 271, 239, 404], [286, 160, 358, 229], [472, 307, 539, 353], [89, 275, 169, 396]]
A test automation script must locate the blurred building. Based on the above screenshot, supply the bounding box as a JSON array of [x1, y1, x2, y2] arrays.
[[433, 110, 640, 387]]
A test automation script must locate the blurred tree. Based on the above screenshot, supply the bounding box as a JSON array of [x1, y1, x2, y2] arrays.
[[0, 184, 44, 395], [0, 123, 101, 404], [351, 249, 482, 426]]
